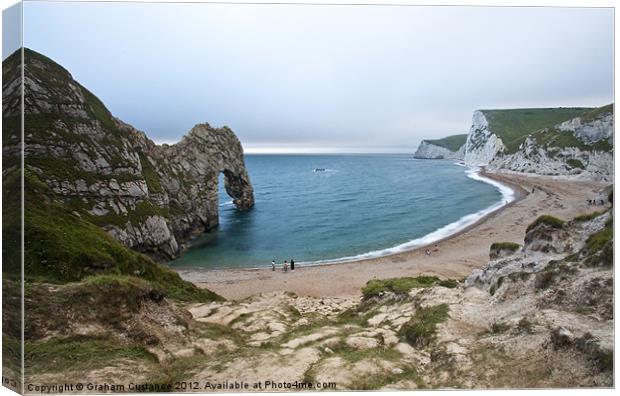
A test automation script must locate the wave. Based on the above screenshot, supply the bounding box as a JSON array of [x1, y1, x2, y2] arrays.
[[219, 200, 234, 207], [299, 166, 516, 267]]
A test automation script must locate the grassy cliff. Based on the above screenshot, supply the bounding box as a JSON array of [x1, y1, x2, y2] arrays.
[[481, 107, 592, 153], [424, 134, 468, 151]]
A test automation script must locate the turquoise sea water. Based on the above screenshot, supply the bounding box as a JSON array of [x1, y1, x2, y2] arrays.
[[169, 154, 511, 270]]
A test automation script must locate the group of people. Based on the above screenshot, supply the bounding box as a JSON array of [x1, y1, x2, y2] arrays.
[[425, 244, 440, 256], [587, 198, 606, 206], [271, 259, 296, 272]]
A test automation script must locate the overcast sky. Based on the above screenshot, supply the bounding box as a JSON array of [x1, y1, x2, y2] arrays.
[[13, 2, 615, 152]]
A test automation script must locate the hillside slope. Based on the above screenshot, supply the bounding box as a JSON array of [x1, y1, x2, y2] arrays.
[[24, 208, 613, 389]]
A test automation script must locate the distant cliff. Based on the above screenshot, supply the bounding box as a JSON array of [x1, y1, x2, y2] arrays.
[[414, 134, 467, 160], [4, 48, 254, 261], [415, 105, 613, 181]]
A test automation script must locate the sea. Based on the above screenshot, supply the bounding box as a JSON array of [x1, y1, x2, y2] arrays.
[[168, 154, 514, 270]]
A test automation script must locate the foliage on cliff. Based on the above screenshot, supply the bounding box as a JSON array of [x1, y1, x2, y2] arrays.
[[481, 107, 592, 153], [423, 134, 468, 152]]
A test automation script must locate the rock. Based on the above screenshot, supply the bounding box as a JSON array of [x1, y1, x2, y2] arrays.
[[14, 48, 255, 261], [345, 336, 380, 350], [414, 137, 466, 160], [551, 327, 574, 348], [394, 342, 415, 355]]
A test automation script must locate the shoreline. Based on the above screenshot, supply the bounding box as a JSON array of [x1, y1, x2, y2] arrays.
[[174, 165, 523, 272], [177, 171, 609, 299]]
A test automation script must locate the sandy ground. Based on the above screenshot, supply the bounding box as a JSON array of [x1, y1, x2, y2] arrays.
[[177, 172, 609, 300]]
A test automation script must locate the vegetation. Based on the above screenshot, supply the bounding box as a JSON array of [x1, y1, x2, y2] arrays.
[[362, 276, 456, 299], [573, 211, 605, 222], [532, 127, 612, 153], [490, 242, 521, 252], [566, 158, 585, 170], [17, 169, 221, 302], [583, 217, 613, 267], [526, 215, 565, 233], [424, 134, 468, 152], [482, 107, 591, 153], [398, 304, 449, 348], [25, 337, 156, 374]]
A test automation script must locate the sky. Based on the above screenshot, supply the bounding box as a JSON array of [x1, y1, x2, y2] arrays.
[[8, 2, 616, 153]]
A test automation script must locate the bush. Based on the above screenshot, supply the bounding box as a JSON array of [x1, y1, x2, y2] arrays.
[[490, 242, 521, 251], [398, 304, 449, 348], [534, 271, 555, 290], [526, 215, 565, 233]]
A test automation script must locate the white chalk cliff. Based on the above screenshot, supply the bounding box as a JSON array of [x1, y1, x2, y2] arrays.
[[463, 110, 507, 166], [413, 140, 465, 160]]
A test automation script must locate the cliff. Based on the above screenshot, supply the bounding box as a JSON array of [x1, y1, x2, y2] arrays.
[[413, 134, 467, 160], [5, 48, 254, 261], [488, 105, 614, 181]]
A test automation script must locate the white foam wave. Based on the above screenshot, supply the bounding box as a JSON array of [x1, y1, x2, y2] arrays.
[[219, 200, 234, 207], [300, 166, 516, 267]]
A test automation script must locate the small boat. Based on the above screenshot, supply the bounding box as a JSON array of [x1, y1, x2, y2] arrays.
[[314, 168, 326, 172]]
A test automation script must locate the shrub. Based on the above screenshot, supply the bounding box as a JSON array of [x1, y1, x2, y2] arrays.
[[490, 242, 521, 251], [566, 158, 585, 170], [534, 271, 555, 290], [490, 322, 510, 334], [526, 215, 565, 233], [398, 304, 449, 348]]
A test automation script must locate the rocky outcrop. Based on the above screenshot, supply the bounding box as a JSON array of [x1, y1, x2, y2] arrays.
[[6, 48, 254, 260], [463, 110, 507, 166], [488, 106, 613, 181], [414, 140, 465, 160]]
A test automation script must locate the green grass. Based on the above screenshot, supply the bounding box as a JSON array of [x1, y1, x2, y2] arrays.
[[573, 211, 604, 222], [532, 127, 612, 152], [398, 304, 449, 348], [490, 242, 521, 251], [526, 215, 565, 233], [362, 276, 453, 299], [25, 337, 156, 374], [17, 169, 221, 302], [482, 107, 592, 153], [424, 134, 468, 152]]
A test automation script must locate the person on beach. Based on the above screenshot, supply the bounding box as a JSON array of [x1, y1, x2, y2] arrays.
[[433, 244, 439, 253], [425, 249, 431, 256], [283, 260, 289, 272], [290, 259, 295, 271], [271, 260, 276, 271]]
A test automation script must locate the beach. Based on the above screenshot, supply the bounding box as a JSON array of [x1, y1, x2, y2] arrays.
[[177, 171, 609, 300]]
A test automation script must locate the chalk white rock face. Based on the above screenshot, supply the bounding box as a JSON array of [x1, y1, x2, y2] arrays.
[[413, 141, 465, 160], [463, 111, 506, 166], [488, 109, 613, 181], [557, 112, 613, 144]]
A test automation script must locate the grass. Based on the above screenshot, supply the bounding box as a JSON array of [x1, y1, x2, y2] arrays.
[[532, 127, 612, 153], [25, 337, 156, 374], [17, 169, 221, 302], [398, 304, 449, 348], [423, 134, 468, 152], [490, 242, 521, 251], [362, 276, 455, 299], [583, 216, 613, 267], [573, 211, 604, 222], [526, 215, 565, 233], [489, 276, 505, 296], [481, 107, 592, 153]]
